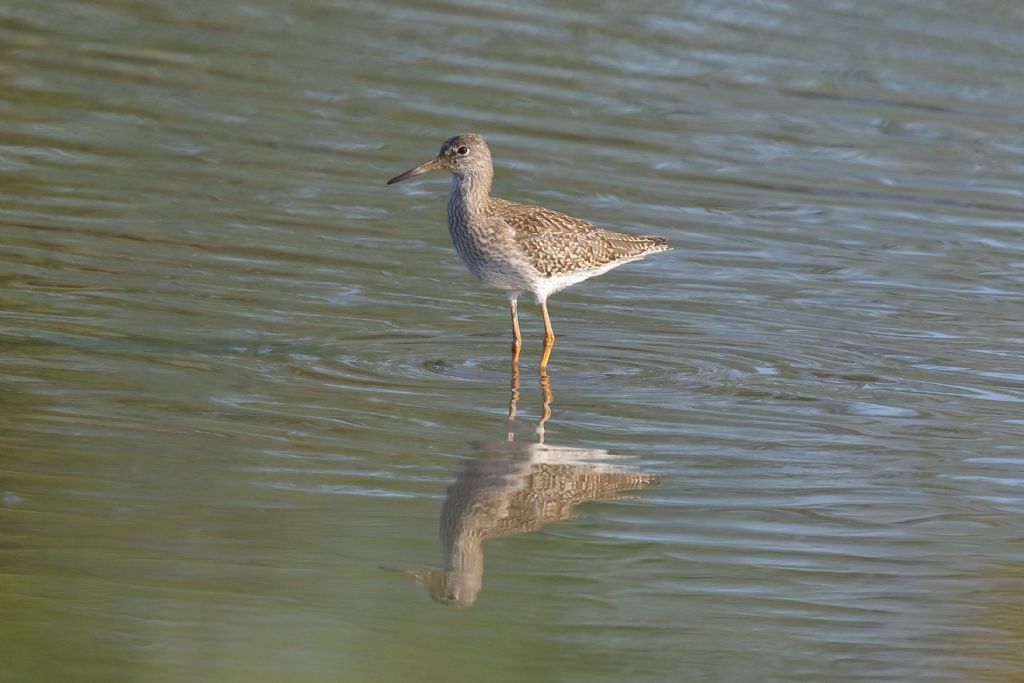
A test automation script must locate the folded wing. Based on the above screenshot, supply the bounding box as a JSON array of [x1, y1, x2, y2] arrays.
[[490, 198, 668, 277]]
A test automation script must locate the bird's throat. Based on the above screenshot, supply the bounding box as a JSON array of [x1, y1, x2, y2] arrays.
[[448, 173, 492, 220]]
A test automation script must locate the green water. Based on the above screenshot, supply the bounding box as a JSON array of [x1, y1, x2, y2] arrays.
[[2, 1, 1023, 681]]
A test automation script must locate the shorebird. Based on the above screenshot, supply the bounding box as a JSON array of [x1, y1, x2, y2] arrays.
[[414, 440, 658, 607], [387, 133, 670, 370], [411, 372, 658, 608]]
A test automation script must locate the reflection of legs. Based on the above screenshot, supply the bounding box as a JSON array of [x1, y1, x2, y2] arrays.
[[539, 300, 555, 371], [507, 360, 520, 424], [537, 368, 553, 441], [508, 292, 523, 426], [509, 294, 522, 365]]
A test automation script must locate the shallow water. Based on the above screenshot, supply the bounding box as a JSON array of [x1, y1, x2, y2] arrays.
[[2, 0, 1023, 681]]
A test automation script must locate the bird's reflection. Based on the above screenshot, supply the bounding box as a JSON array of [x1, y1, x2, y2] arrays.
[[412, 368, 658, 608]]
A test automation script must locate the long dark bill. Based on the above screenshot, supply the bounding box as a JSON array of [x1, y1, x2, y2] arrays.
[[386, 156, 445, 185]]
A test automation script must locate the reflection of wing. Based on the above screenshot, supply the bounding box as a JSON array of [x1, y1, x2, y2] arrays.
[[459, 443, 658, 539], [419, 442, 658, 608]]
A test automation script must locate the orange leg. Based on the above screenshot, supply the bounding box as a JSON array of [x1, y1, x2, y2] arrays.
[[539, 300, 555, 371], [509, 295, 522, 365]]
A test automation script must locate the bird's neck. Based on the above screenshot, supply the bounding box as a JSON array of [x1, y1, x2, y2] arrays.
[[448, 172, 492, 219]]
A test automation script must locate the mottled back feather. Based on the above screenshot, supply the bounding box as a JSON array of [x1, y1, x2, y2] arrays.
[[487, 197, 669, 277]]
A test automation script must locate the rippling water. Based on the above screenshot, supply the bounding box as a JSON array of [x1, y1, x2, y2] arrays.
[[2, 0, 1023, 681]]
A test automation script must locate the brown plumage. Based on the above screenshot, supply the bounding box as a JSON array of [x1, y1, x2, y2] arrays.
[[488, 197, 669, 277], [413, 440, 659, 608], [387, 133, 670, 370]]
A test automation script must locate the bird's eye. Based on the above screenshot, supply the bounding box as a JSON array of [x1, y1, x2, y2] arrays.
[[456, 146, 469, 156]]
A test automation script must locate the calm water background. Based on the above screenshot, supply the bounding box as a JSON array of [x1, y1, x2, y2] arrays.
[[2, 0, 1023, 681]]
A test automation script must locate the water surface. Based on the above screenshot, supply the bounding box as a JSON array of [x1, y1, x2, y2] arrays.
[[2, 1, 1023, 681]]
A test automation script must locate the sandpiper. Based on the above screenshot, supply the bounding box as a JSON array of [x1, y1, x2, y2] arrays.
[[387, 133, 669, 370]]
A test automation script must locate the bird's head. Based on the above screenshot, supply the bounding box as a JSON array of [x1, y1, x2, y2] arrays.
[[387, 133, 492, 185], [408, 569, 482, 608]]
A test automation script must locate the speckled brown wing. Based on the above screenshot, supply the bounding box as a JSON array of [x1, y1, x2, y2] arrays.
[[443, 457, 659, 542], [489, 198, 669, 276]]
